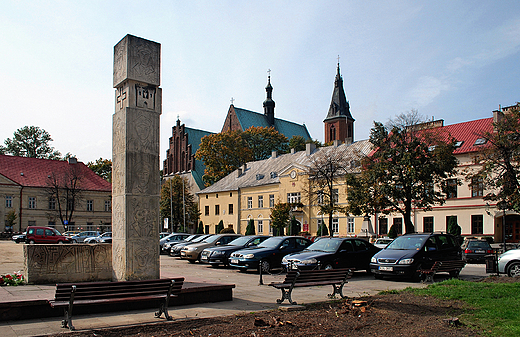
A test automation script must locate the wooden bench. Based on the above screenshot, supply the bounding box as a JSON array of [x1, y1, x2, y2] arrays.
[[48, 277, 184, 331], [418, 260, 466, 283], [269, 268, 353, 305]]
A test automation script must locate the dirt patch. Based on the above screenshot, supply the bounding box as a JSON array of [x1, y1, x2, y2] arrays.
[[43, 292, 484, 337]]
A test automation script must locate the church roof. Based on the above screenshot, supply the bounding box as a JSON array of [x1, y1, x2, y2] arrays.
[[0, 155, 111, 191], [324, 64, 354, 122], [233, 107, 311, 140], [198, 139, 372, 194], [184, 127, 215, 189]]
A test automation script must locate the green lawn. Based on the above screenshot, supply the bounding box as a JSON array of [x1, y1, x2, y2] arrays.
[[408, 279, 520, 337]]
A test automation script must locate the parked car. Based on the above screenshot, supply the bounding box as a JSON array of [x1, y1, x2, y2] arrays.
[[229, 236, 312, 272], [461, 239, 493, 263], [498, 248, 520, 277], [181, 234, 242, 263], [370, 232, 462, 280], [70, 231, 101, 243], [160, 233, 191, 254], [85, 232, 112, 243], [25, 226, 72, 244], [159, 232, 170, 239], [164, 234, 201, 255], [282, 237, 380, 272], [373, 238, 394, 249], [12, 232, 26, 244], [200, 235, 270, 267], [170, 234, 213, 257], [63, 231, 81, 237]]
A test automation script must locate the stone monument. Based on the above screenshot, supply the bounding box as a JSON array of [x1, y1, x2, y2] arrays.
[[112, 34, 161, 281]]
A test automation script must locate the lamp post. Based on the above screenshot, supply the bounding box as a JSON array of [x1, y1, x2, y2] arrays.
[[497, 201, 507, 253]]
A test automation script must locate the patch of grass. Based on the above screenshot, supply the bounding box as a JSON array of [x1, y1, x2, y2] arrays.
[[378, 289, 400, 295], [409, 279, 520, 337]]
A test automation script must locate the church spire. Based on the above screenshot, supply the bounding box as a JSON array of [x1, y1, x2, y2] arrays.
[[263, 69, 275, 126], [324, 59, 355, 144]]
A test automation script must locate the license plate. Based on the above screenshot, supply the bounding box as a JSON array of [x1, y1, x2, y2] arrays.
[[180, 252, 186, 257], [201, 256, 208, 261], [230, 259, 238, 264], [475, 250, 485, 253], [290, 264, 298, 270], [379, 266, 393, 271]]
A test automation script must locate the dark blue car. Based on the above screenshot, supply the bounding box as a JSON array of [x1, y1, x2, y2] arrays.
[[281, 237, 380, 272], [229, 236, 312, 272], [200, 235, 270, 267]]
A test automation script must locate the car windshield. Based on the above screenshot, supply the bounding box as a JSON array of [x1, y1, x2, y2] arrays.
[[52, 228, 62, 236], [258, 237, 284, 248], [192, 235, 210, 243], [468, 241, 491, 249], [226, 236, 250, 246], [386, 236, 427, 250], [305, 239, 341, 252], [203, 235, 221, 243], [185, 235, 198, 241], [376, 239, 392, 244]]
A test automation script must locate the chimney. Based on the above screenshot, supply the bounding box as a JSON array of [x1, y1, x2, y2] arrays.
[[271, 150, 278, 158], [68, 157, 78, 164], [291, 148, 296, 154], [237, 168, 242, 177], [243, 163, 247, 171], [306, 143, 316, 156], [333, 140, 341, 147]]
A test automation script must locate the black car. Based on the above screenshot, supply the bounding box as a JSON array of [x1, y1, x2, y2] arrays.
[[370, 233, 462, 280], [159, 233, 191, 254], [229, 236, 312, 272], [12, 232, 26, 244], [461, 239, 493, 263], [200, 235, 270, 267], [281, 237, 380, 272]]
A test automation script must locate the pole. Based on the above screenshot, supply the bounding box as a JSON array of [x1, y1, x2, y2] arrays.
[[170, 179, 173, 233], [503, 208, 506, 253], [182, 178, 186, 233]]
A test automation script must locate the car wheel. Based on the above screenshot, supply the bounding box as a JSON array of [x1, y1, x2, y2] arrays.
[[259, 259, 271, 273], [412, 264, 423, 282], [28, 240, 35, 244], [374, 274, 383, 279], [323, 264, 334, 270], [57, 241, 64, 244], [188, 259, 196, 264], [507, 261, 520, 277], [211, 264, 219, 268]]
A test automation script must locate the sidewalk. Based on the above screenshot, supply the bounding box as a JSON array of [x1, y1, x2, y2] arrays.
[[0, 254, 488, 337]]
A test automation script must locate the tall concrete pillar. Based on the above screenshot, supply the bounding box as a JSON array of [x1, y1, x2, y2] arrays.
[[112, 34, 161, 281]]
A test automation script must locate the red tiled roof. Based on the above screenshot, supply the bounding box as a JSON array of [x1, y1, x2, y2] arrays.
[[0, 155, 111, 192], [432, 117, 493, 155]]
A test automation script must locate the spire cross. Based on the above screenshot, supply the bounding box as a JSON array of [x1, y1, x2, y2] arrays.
[[230, 97, 235, 105], [267, 69, 271, 77], [337, 55, 340, 65]]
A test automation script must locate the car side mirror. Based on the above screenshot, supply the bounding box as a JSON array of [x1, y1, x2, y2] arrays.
[[280, 246, 286, 250]]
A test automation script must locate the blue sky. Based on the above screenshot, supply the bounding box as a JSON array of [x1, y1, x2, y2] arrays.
[[1, 1, 519, 164]]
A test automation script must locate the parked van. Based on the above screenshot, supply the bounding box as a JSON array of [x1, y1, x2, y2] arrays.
[[26, 226, 72, 244]]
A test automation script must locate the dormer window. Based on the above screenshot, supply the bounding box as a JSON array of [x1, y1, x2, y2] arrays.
[[454, 141, 464, 148], [474, 138, 487, 146], [270, 172, 278, 178], [256, 174, 264, 180]]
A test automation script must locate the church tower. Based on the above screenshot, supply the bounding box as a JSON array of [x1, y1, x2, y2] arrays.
[[324, 62, 354, 144], [263, 72, 275, 126]]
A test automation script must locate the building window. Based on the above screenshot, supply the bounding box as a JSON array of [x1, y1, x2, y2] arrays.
[[317, 219, 324, 233], [471, 177, 484, 197], [49, 197, 56, 210], [317, 191, 324, 205], [287, 192, 301, 204], [379, 218, 388, 236], [446, 179, 457, 199], [86, 200, 93, 212], [393, 218, 403, 235], [446, 215, 457, 232], [228, 204, 233, 215], [205, 205, 209, 216], [332, 218, 339, 234], [269, 194, 275, 208], [28, 221, 36, 227], [471, 214, 483, 235], [258, 196, 263, 208], [333, 189, 339, 203], [215, 204, 220, 215], [269, 222, 273, 234], [258, 219, 263, 234], [423, 217, 434, 233], [247, 197, 253, 209], [5, 196, 12, 208], [347, 217, 355, 233], [104, 200, 111, 212], [28, 197, 36, 209]]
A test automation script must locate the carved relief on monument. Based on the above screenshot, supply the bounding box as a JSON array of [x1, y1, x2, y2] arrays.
[[113, 36, 128, 88], [128, 196, 157, 238], [128, 36, 160, 86], [135, 84, 156, 110], [129, 240, 159, 278]]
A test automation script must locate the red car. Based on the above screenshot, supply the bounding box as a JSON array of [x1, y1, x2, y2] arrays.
[[25, 226, 71, 244]]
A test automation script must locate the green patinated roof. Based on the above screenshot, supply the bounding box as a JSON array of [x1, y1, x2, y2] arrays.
[[234, 107, 311, 140], [185, 127, 215, 189]]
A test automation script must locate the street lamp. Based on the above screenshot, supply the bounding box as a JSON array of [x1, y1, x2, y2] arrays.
[[497, 201, 508, 253]]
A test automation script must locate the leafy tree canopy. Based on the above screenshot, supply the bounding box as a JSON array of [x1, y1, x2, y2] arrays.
[[160, 176, 199, 232], [87, 158, 112, 182], [242, 126, 289, 160], [270, 202, 292, 236], [0, 126, 62, 159], [346, 111, 459, 234], [467, 106, 520, 212]]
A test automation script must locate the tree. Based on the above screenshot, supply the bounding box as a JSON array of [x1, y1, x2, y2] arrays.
[[316, 220, 329, 236], [242, 126, 289, 160], [288, 136, 307, 152], [306, 149, 351, 236], [387, 224, 398, 239], [270, 202, 291, 236], [197, 221, 204, 234], [0, 126, 62, 159], [447, 216, 462, 245], [245, 218, 256, 235], [46, 163, 83, 229], [215, 220, 224, 234], [87, 158, 112, 182], [346, 111, 459, 234], [5, 210, 17, 232], [467, 106, 520, 212], [160, 176, 199, 233], [195, 130, 252, 186]]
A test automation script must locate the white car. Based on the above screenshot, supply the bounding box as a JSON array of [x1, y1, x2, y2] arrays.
[[85, 232, 112, 243], [373, 238, 393, 249], [498, 249, 520, 277]]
